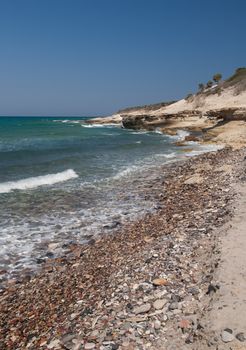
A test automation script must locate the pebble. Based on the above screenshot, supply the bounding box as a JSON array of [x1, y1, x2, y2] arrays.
[[154, 320, 161, 330], [0, 148, 242, 350], [153, 299, 166, 310], [152, 278, 168, 286], [47, 339, 60, 349], [221, 329, 235, 343], [133, 303, 151, 314], [84, 343, 96, 349], [236, 332, 245, 342], [169, 302, 179, 310]]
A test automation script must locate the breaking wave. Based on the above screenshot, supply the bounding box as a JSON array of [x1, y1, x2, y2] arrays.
[[0, 169, 78, 193], [81, 123, 119, 128]]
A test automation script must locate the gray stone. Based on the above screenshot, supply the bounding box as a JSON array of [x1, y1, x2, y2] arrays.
[[154, 320, 161, 330], [133, 303, 151, 314], [47, 339, 61, 349], [236, 332, 245, 342], [221, 329, 234, 343], [169, 302, 179, 310], [153, 299, 166, 310], [84, 343, 96, 349]]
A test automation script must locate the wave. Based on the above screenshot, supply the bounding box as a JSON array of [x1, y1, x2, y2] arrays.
[[185, 144, 223, 157], [0, 169, 78, 194], [81, 123, 119, 128], [112, 165, 140, 180], [154, 128, 163, 134], [163, 152, 177, 158], [164, 129, 190, 141], [130, 131, 149, 135], [53, 120, 81, 124]]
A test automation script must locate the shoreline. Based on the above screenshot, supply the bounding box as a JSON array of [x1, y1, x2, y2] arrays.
[[85, 115, 246, 151], [0, 131, 220, 286], [0, 140, 221, 287], [1, 147, 245, 349]]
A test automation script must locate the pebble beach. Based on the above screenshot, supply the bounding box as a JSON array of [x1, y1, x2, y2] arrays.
[[1, 146, 245, 350]]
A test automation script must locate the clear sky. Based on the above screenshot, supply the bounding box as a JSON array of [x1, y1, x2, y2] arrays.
[[0, 0, 245, 116]]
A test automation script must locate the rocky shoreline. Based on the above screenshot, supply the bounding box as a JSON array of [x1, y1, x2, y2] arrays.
[[1, 147, 246, 349], [85, 68, 246, 150]]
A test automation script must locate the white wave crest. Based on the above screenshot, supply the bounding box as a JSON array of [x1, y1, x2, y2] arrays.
[[177, 130, 190, 140], [165, 129, 190, 141], [0, 169, 78, 193], [112, 165, 139, 180], [154, 128, 163, 134], [163, 152, 176, 158], [81, 123, 119, 128], [130, 131, 149, 135], [185, 144, 224, 157]]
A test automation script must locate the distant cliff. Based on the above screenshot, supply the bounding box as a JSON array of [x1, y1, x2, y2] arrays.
[[85, 68, 246, 148]]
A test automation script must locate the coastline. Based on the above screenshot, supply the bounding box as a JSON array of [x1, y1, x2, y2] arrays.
[[1, 147, 245, 349]]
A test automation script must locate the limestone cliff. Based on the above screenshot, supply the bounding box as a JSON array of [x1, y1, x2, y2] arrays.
[[85, 68, 246, 147]]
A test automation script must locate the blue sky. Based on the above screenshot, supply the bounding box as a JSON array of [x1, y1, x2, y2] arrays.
[[0, 0, 245, 116]]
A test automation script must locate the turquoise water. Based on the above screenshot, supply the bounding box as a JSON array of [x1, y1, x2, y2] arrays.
[[0, 117, 178, 183], [0, 116, 214, 282]]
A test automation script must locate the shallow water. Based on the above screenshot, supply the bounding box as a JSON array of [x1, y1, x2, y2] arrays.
[[0, 116, 221, 281]]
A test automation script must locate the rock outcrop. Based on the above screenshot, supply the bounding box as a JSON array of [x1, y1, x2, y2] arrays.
[[85, 68, 246, 147], [121, 110, 213, 137], [121, 114, 156, 130], [205, 107, 246, 121]]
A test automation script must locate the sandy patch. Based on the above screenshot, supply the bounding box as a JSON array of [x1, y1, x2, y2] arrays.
[[208, 182, 246, 344]]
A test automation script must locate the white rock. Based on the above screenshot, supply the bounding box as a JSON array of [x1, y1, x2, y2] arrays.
[[221, 330, 234, 343], [153, 299, 167, 310], [134, 303, 151, 314], [84, 343, 96, 349], [47, 339, 60, 349], [154, 320, 161, 330]]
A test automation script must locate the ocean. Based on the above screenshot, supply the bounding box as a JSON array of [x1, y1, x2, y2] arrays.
[[0, 116, 218, 283]]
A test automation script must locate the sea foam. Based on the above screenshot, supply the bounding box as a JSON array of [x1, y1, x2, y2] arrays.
[[81, 123, 119, 128], [0, 169, 78, 193]]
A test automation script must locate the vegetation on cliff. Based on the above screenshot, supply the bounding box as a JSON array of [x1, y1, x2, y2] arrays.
[[117, 67, 245, 116], [117, 100, 176, 114], [201, 67, 246, 96]]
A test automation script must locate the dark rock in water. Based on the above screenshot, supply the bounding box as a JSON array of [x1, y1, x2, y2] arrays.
[[46, 252, 54, 258], [121, 114, 155, 130], [36, 258, 45, 264], [154, 204, 163, 210], [87, 239, 96, 246], [55, 224, 62, 230], [103, 221, 121, 230]]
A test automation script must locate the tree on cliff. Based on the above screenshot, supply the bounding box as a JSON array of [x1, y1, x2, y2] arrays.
[[198, 83, 205, 92], [206, 80, 213, 89], [213, 73, 222, 83]]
